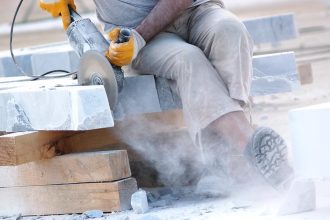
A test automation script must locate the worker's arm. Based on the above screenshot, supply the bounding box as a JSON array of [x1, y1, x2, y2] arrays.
[[107, 0, 192, 66], [136, 0, 192, 42], [39, 0, 76, 30]]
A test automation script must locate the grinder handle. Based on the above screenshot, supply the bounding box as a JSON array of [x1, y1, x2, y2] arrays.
[[69, 6, 81, 23], [116, 28, 132, 44], [112, 28, 132, 91]]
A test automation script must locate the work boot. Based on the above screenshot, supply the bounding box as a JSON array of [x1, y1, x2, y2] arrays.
[[245, 127, 294, 190]]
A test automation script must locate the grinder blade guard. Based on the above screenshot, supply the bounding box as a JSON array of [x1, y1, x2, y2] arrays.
[[66, 9, 126, 109]]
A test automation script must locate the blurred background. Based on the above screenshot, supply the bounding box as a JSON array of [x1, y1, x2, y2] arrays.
[[1, 0, 329, 50], [1, 0, 330, 142]]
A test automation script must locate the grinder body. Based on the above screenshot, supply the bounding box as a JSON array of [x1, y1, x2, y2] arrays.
[[65, 9, 129, 109]]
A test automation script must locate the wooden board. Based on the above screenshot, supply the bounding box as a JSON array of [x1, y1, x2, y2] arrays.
[[0, 150, 131, 188], [298, 63, 314, 85], [0, 178, 137, 216], [0, 110, 184, 166], [58, 128, 198, 187], [0, 131, 77, 166], [56, 110, 185, 155]]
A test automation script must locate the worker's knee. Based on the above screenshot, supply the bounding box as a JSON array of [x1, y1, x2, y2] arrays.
[[175, 45, 207, 69], [178, 44, 205, 60], [210, 18, 252, 45], [171, 45, 209, 79]]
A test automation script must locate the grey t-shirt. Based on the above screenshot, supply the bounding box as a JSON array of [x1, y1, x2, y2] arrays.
[[93, 0, 213, 32]]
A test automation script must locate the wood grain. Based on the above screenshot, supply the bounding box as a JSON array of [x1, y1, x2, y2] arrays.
[[0, 178, 137, 216], [0, 150, 131, 187], [0, 131, 77, 166], [0, 111, 184, 166]]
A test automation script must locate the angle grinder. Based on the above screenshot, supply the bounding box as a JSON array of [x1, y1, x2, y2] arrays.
[[66, 9, 131, 110]]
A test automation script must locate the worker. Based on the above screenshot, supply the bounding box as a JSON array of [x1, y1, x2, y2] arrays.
[[39, 0, 293, 189]]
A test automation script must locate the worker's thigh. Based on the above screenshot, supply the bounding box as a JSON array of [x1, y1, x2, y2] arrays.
[[187, 3, 254, 104], [131, 32, 242, 140]]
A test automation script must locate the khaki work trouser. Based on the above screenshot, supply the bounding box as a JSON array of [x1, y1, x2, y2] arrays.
[[131, 1, 254, 141]]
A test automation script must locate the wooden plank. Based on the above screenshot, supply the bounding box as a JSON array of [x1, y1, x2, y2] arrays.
[[56, 110, 185, 156], [0, 178, 137, 216], [0, 110, 184, 166], [0, 131, 77, 166], [0, 150, 131, 188], [298, 63, 314, 85], [57, 127, 195, 187]]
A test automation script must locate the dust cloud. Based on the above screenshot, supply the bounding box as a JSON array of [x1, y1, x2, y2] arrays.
[[115, 113, 259, 197]]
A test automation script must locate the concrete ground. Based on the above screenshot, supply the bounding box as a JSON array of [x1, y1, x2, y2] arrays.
[[1, 0, 330, 219]]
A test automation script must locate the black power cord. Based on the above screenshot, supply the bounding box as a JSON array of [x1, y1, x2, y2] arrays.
[[6, 0, 77, 83]]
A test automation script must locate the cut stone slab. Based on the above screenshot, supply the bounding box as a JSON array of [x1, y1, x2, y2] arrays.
[[0, 85, 114, 132], [114, 75, 161, 120], [2, 49, 298, 98], [0, 51, 298, 132], [278, 179, 316, 215], [0, 75, 161, 132], [0, 76, 77, 91], [0, 43, 74, 77], [243, 13, 298, 45], [289, 102, 330, 178], [155, 77, 182, 112], [251, 52, 299, 96], [0, 54, 32, 77], [31, 51, 72, 76]]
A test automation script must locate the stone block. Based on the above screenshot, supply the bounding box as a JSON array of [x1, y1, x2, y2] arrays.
[[0, 85, 113, 132], [0, 43, 75, 77], [114, 75, 161, 119], [0, 77, 77, 91], [243, 14, 298, 45], [251, 52, 299, 96], [278, 179, 316, 215], [131, 189, 149, 214], [0, 51, 299, 132], [289, 102, 330, 178], [155, 77, 182, 111], [0, 54, 32, 77], [31, 51, 72, 76]]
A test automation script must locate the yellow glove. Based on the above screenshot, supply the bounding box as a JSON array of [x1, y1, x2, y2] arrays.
[[39, 0, 76, 30], [106, 28, 146, 67]]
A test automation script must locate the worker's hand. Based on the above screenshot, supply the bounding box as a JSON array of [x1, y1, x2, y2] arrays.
[[106, 28, 146, 67], [39, 0, 76, 30]]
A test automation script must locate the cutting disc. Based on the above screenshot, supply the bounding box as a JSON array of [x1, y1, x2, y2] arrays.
[[78, 50, 118, 109]]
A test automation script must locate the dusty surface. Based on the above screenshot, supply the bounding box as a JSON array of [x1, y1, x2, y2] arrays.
[[1, 0, 330, 219], [2, 180, 329, 220]]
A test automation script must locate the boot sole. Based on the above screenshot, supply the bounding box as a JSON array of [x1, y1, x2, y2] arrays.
[[245, 127, 294, 188]]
